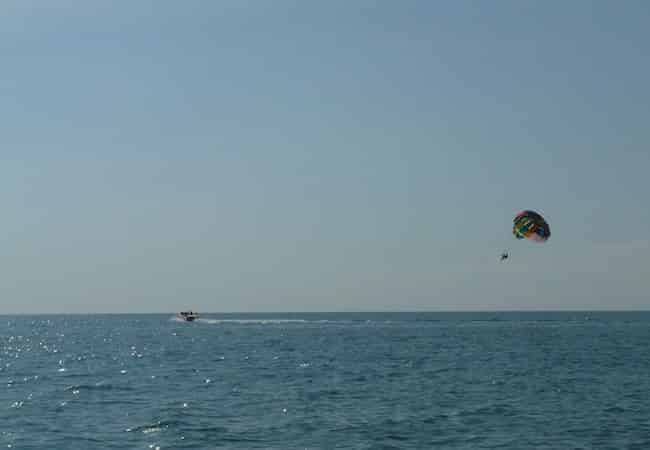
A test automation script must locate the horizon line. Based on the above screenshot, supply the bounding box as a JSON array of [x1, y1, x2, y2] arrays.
[[1, 309, 649, 316]]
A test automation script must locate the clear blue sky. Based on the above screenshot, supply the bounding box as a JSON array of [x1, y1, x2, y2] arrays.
[[1, 1, 648, 313]]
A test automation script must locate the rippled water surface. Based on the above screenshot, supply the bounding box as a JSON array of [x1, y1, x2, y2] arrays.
[[2, 312, 650, 449]]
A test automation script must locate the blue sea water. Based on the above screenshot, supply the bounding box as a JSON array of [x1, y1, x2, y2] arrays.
[[1, 312, 650, 449]]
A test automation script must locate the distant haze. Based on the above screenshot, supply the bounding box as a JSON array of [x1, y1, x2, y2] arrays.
[[1, 1, 648, 313]]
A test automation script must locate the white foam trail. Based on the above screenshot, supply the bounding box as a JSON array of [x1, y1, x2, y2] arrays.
[[169, 316, 374, 325], [196, 318, 308, 325]]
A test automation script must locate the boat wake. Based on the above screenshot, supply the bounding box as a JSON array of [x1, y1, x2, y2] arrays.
[[168, 316, 311, 325], [196, 318, 308, 325]]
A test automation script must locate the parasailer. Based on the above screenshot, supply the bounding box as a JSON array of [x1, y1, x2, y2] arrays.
[[501, 210, 550, 261]]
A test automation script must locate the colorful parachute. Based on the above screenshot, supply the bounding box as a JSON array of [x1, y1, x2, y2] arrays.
[[512, 210, 550, 243]]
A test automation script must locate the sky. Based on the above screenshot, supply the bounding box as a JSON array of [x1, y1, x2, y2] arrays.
[[1, 0, 649, 313]]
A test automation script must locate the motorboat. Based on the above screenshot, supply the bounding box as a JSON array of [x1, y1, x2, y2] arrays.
[[177, 311, 199, 322]]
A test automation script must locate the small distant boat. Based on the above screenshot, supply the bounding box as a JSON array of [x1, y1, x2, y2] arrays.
[[177, 311, 199, 322]]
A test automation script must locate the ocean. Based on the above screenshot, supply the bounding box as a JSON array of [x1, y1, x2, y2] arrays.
[[1, 312, 649, 449]]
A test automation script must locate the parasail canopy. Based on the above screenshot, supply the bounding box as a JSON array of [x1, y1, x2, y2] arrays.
[[512, 210, 550, 243]]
